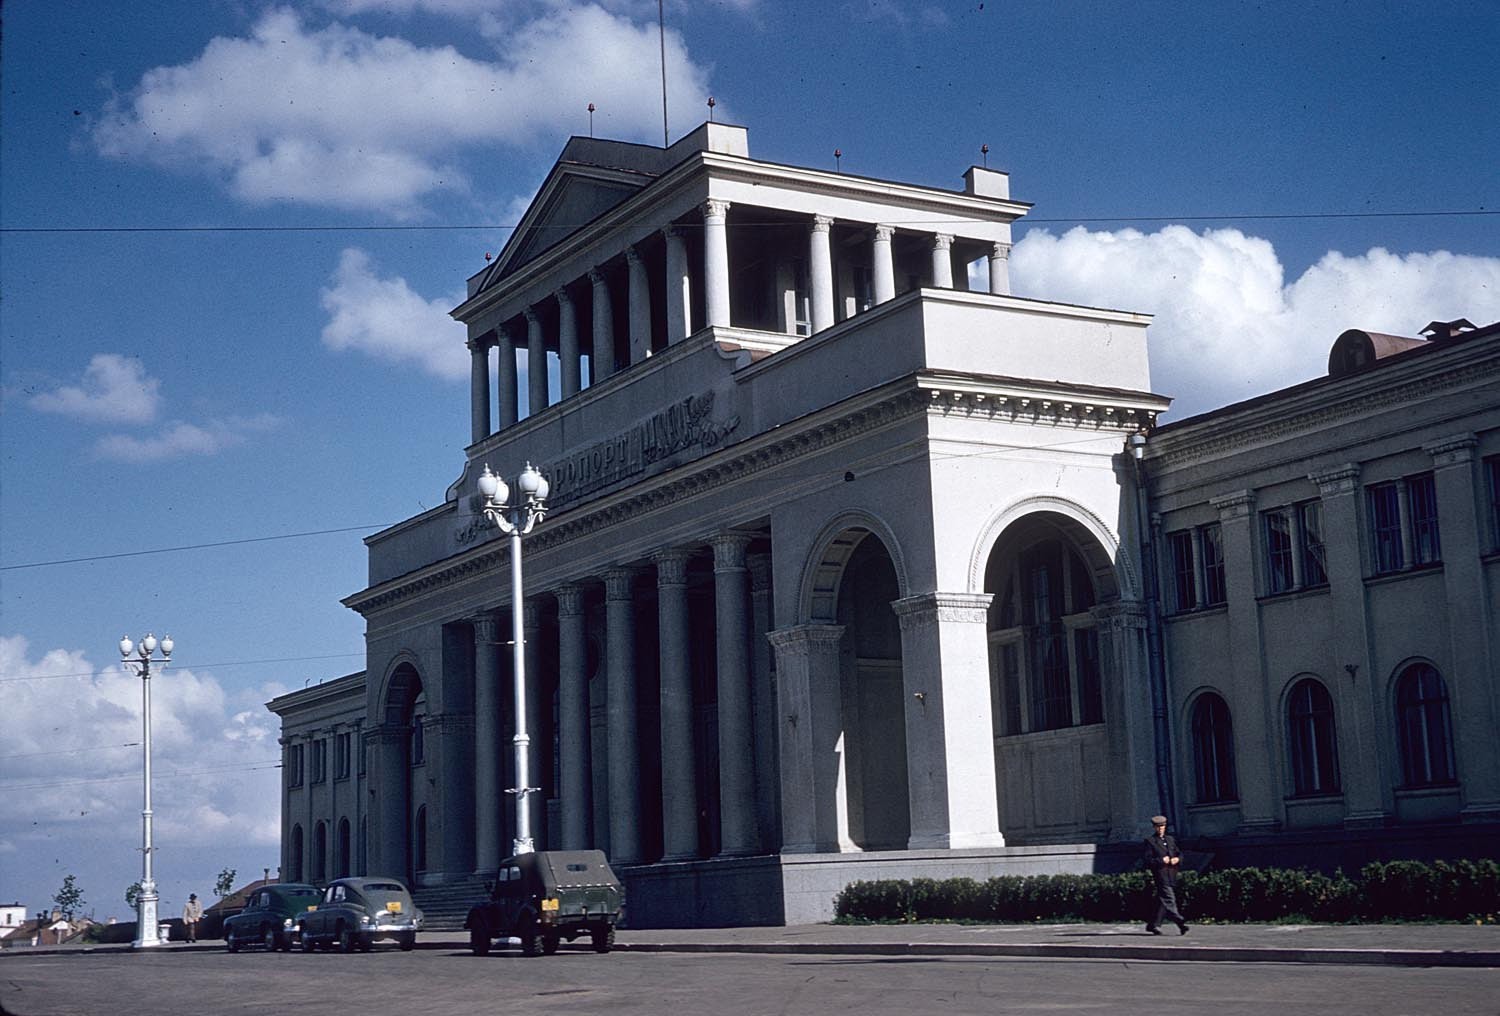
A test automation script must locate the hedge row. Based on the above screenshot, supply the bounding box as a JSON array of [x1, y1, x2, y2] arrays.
[[834, 859, 1500, 924]]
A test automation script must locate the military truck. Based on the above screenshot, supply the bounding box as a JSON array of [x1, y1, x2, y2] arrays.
[[465, 850, 624, 956]]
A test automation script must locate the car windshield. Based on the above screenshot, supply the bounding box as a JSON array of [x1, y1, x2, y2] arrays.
[[358, 885, 414, 911], [280, 889, 320, 902]]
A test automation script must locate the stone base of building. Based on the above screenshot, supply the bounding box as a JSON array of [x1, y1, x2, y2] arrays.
[[1198, 818, 1500, 874], [619, 842, 1138, 928]]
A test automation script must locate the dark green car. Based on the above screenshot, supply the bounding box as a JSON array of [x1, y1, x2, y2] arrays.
[[465, 850, 624, 956], [224, 883, 321, 952]]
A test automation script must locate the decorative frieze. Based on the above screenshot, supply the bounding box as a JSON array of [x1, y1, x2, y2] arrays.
[[1309, 463, 1360, 498], [1424, 433, 1477, 468], [1210, 489, 1256, 520], [766, 624, 845, 657], [891, 591, 993, 631], [923, 385, 1156, 431]]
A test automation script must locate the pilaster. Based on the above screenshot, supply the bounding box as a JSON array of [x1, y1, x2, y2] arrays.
[[767, 624, 845, 853]]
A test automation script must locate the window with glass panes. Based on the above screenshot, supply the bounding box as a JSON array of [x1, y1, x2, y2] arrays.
[[1191, 693, 1238, 803], [1263, 508, 1295, 594], [1367, 482, 1403, 573], [1298, 500, 1328, 586], [1407, 472, 1441, 565], [1200, 524, 1227, 606], [1487, 456, 1500, 550], [1167, 530, 1196, 612], [1395, 663, 1456, 787], [1287, 678, 1340, 795]]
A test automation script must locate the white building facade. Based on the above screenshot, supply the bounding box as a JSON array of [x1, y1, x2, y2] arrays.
[[270, 125, 1499, 926]]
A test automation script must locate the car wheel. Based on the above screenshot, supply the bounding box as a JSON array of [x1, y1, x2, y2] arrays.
[[469, 925, 491, 957], [226, 929, 240, 953], [520, 923, 543, 957], [359, 933, 374, 953], [297, 926, 314, 952], [398, 932, 416, 952], [542, 932, 560, 956], [262, 926, 278, 951], [338, 925, 355, 953], [591, 926, 614, 954]]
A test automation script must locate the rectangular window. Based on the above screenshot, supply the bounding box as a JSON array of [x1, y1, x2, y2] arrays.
[[1200, 524, 1227, 606], [991, 640, 1023, 736], [359, 733, 368, 776], [1168, 530, 1196, 612], [1029, 623, 1071, 732], [287, 744, 304, 788], [1263, 509, 1295, 594], [1407, 472, 1441, 565], [1487, 457, 1500, 551], [1074, 628, 1103, 725], [1367, 482, 1403, 574], [1299, 500, 1328, 587], [334, 732, 351, 780], [310, 738, 327, 784]]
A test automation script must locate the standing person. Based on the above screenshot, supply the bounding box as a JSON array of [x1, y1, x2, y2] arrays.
[[1142, 815, 1189, 935], [182, 894, 203, 943]]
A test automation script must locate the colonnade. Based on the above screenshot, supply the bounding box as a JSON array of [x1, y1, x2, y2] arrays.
[[469, 536, 774, 872], [467, 203, 1015, 443]]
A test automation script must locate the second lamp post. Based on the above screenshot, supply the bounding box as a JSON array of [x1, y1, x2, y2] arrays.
[[476, 462, 549, 856]]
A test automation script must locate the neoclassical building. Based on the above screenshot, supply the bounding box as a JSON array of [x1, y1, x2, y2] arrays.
[[270, 123, 1500, 925]]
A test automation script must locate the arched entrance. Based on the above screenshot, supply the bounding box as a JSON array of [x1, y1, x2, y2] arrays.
[[379, 662, 425, 882], [983, 510, 1119, 843]]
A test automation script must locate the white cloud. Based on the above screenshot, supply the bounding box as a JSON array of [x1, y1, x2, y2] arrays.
[[321, 247, 468, 379], [29, 354, 161, 424], [94, 5, 718, 214], [0, 636, 282, 911], [93, 414, 282, 464], [1010, 226, 1500, 417]]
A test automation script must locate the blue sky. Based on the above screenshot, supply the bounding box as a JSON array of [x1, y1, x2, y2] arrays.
[[2, 0, 1497, 919]]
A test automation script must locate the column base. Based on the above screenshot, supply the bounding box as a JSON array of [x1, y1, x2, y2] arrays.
[[1236, 817, 1282, 836], [907, 831, 1006, 850], [659, 852, 701, 864], [1343, 810, 1392, 831]]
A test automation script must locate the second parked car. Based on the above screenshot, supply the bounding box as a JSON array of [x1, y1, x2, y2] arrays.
[[224, 882, 321, 952], [296, 876, 424, 952]]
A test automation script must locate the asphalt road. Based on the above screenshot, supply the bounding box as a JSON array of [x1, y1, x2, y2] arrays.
[[3, 945, 1498, 1016]]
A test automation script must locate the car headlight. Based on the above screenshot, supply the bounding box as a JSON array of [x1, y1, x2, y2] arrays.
[[283, 918, 293, 929], [360, 913, 374, 925]]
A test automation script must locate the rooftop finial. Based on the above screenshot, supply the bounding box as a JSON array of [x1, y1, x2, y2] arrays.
[[587, 102, 596, 138], [834, 148, 842, 173], [981, 143, 989, 169], [707, 95, 716, 122]]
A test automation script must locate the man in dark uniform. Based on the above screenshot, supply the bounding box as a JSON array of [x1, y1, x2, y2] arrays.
[[1143, 815, 1189, 935]]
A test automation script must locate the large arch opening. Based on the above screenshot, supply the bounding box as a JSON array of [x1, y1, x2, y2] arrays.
[[983, 511, 1119, 843], [381, 661, 426, 882]]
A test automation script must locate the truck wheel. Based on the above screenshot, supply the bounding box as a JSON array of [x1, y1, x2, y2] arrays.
[[542, 932, 560, 955], [520, 924, 543, 957], [591, 927, 614, 954], [469, 925, 491, 956]]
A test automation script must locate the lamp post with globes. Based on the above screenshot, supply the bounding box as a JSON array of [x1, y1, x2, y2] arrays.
[[119, 632, 172, 948], [475, 462, 549, 855]]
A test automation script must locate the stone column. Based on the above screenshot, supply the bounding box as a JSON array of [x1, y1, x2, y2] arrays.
[[1308, 465, 1388, 827], [930, 233, 954, 289], [626, 246, 652, 365], [603, 567, 642, 864], [891, 592, 1004, 848], [654, 549, 698, 860], [369, 724, 410, 880], [468, 336, 491, 444], [556, 287, 580, 398], [555, 584, 591, 849], [871, 224, 896, 304], [711, 533, 758, 855], [473, 614, 503, 873], [663, 224, 691, 344], [590, 269, 615, 383], [522, 598, 547, 849], [702, 199, 732, 328], [808, 215, 835, 333], [988, 241, 1012, 295], [1425, 436, 1500, 820], [767, 625, 845, 853], [525, 307, 547, 416], [1093, 602, 1158, 839], [747, 552, 778, 850], [497, 324, 519, 428]]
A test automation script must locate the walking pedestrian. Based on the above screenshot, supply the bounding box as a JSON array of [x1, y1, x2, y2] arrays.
[[1143, 815, 1189, 935], [182, 894, 203, 943]]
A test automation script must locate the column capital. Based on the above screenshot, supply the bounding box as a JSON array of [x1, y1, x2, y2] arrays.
[[625, 245, 643, 267], [554, 285, 573, 307], [367, 724, 408, 745], [523, 306, 540, 325], [1210, 488, 1257, 520], [589, 267, 608, 286], [554, 581, 587, 617], [1309, 463, 1361, 497], [1424, 433, 1477, 467], [652, 548, 694, 586], [472, 614, 500, 641], [1090, 601, 1148, 632], [602, 566, 640, 600], [661, 222, 684, 240], [990, 241, 1012, 260], [931, 232, 954, 251], [872, 223, 895, 242], [746, 552, 772, 594], [702, 198, 731, 220], [522, 597, 543, 630], [766, 624, 845, 655], [466, 335, 492, 353], [811, 214, 834, 233], [891, 591, 993, 630], [708, 531, 753, 570]]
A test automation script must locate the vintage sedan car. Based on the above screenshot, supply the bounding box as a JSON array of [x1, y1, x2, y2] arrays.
[[224, 883, 321, 952], [465, 850, 623, 956], [296, 876, 424, 952]]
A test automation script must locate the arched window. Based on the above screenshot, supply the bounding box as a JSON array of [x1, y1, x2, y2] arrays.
[[414, 806, 428, 873], [313, 821, 327, 883], [289, 824, 304, 882], [410, 691, 427, 766], [1395, 664, 1456, 787], [1287, 678, 1340, 795], [1191, 693, 1238, 803]]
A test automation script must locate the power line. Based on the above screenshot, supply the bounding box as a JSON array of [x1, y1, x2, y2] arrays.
[[0, 742, 141, 762], [0, 523, 394, 571], [0, 651, 365, 684], [0, 760, 282, 793], [1, 208, 1494, 236]]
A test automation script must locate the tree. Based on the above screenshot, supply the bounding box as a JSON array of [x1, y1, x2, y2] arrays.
[[52, 875, 85, 920], [214, 867, 237, 900], [125, 881, 143, 909]]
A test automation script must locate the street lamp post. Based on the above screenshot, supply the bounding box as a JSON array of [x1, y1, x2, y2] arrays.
[[476, 462, 549, 856], [119, 632, 173, 949]]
